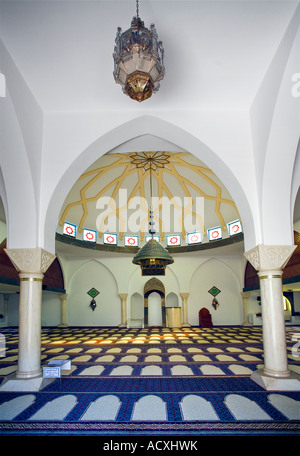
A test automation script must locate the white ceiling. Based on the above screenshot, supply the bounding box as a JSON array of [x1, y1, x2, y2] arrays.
[[0, 0, 298, 112]]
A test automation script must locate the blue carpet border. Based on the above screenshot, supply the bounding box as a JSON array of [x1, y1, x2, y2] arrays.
[[0, 420, 299, 437]]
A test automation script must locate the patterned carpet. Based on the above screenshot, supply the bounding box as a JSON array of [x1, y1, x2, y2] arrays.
[[0, 326, 299, 436]]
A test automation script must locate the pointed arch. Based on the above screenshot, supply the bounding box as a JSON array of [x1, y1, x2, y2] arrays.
[[131, 395, 167, 421], [130, 292, 144, 322], [166, 292, 179, 307], [189, 258, 242, 325], [258, 8, 300, 245], [68, 258, 118, 289], [144, 277, 165, 298], [45, 115, 256, 253], [189, 257, 241, 290], [67, 259, 120, 326]]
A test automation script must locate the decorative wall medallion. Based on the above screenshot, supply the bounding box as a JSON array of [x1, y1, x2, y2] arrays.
[[208, 286, 221, 297], [87, 288, 100, 298], [87, 288, 100, 311]]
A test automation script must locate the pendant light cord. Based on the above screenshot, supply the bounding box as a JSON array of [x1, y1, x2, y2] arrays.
[[149, 159, 155, 238], [149, 162, 153, 200]]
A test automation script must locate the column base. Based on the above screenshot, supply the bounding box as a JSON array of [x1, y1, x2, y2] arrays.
[[119, 323, 127, 328], [251, 369, 300, 391], [16, 367, 42, 379], [181, 323, 191, 327], [0, 373, 55, 392], [57, 323, 69, 327]]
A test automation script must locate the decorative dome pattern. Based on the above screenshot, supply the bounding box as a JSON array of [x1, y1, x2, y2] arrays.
[[58, 152, 240, 244]]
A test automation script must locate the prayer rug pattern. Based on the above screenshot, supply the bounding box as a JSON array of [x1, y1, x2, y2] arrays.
[[0, 326, 299, 436]]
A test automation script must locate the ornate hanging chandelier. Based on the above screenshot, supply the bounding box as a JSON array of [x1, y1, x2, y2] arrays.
[[132, 152, 174, 275], [113, 0, 165, 102]]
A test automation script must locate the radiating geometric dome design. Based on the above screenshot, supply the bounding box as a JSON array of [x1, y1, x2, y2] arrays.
[[58, 152, 240, 244]]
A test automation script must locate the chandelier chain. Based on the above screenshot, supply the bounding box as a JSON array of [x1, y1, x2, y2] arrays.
[[136, 0, 139, 19]]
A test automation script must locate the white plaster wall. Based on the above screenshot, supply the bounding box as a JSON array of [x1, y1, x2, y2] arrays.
[[41, 293, 61, 326], [260, 16, 300, 246], [0, 84, 37, 249], [61, 251, 244, 326], [4, 293, 19, 326], [67, 259, 120, 326], [130, 293, 144, 321], [189, 258, 242, 326]]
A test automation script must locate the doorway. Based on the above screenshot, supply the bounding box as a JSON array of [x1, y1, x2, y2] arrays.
[[144, 278, 166, 327]]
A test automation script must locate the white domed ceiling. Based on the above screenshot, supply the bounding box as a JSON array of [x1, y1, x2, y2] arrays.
[[57, 150, 241, 248]]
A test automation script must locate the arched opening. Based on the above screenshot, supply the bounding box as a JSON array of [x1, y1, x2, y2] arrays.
[[68, 260, 119, 326], [166, 292, 179, 307], [189, 258, 242, 325], [144, 278, 166, 327], [45, 116, 256, 254], [130, 292, 144, 325]]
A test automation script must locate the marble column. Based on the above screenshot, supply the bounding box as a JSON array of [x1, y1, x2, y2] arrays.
[[4, 248, 55, 381], [244, 244, 300, 390], [241, 291, 252, 326], [180, 292, 190, 327], [119, 293, 128, 328], [58, 293, 68, 327]]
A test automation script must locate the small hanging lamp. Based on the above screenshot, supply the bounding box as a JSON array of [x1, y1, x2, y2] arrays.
[[132, 231, 174, 276], [132, 152, 174, 275], [113, 0, 165, 102]]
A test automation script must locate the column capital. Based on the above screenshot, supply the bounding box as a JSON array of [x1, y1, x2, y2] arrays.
[[119, 293, 128, 301], [244, 244, 296, 272], [58, 293, 68, 300], [5, 248, 56, 274], [180, 292, 189, 299], [241, 291, 250, 299]]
